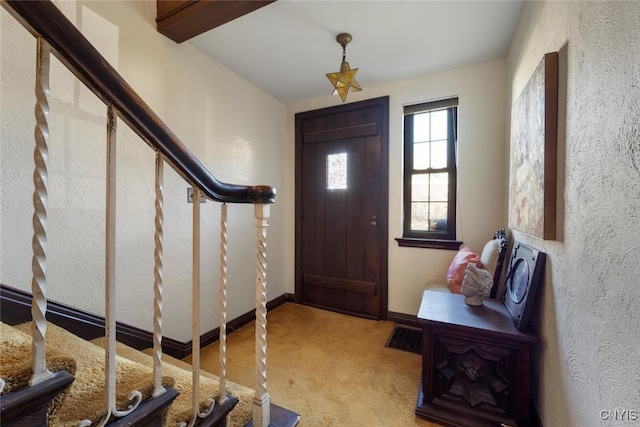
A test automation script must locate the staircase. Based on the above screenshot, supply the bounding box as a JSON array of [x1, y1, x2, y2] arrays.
[[0, 0, 298, 425], [0, 319, 251, 426]]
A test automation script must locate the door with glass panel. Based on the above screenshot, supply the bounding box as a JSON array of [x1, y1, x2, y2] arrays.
[[295, 96, 389, 319]]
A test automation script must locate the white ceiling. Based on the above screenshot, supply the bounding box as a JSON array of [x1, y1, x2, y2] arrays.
[[189, 1, 525, 104]]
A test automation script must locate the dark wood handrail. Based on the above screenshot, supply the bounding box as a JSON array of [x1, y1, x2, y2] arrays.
[[2, 0, 275, 204]]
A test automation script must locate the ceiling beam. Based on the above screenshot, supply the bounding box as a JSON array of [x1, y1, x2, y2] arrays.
[[156, 0, 276, 44]]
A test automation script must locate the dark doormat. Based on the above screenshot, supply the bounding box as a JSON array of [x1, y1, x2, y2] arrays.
[[385, 325, 422, 354]]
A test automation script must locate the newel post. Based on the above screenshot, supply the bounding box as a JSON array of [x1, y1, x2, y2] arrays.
[[253, 203, 270, 427]]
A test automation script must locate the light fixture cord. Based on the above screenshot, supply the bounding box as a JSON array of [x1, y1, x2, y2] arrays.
[[342, 46, 346, 61]]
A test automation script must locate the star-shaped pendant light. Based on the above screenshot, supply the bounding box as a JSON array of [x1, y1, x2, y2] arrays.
[[326, 33, 361, 102]]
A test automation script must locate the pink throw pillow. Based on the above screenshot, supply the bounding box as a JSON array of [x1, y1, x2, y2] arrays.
[[447, 247, 481, 294]]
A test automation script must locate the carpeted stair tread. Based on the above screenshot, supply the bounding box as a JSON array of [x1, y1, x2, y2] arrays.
[[144, 347, 254, 426], [92, 338, 252, 427], [0, 321, 77, 423], [140, 347, 254, 398], [13, 321, 173, 426], [0, 321, 76, 394]]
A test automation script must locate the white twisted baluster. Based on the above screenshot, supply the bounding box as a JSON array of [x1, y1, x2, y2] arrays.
[[218, 203, 228, 404], [152, 153, 166, 398], [30, 37, 53, 386], [87, 105, 142, 427], [182, 187, 215, 427], [253, 203, 271, 427]]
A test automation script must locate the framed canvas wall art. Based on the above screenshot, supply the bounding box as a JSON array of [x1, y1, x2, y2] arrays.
[[508, 52, 558, 240]]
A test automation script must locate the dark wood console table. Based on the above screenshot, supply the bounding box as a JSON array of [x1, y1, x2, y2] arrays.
[[416, 290, 538, 427]]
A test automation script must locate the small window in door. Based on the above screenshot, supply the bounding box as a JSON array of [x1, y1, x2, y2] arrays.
[[327, 152, 348, 190]]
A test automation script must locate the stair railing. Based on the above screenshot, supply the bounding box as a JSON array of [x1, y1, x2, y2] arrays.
[[1, 1, 274, 425]]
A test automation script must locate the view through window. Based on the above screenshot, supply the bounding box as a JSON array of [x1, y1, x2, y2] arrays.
[[402, 98, 458, 246]]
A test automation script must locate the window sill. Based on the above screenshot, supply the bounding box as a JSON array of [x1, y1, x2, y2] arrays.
[[395, 237, 462, 250]]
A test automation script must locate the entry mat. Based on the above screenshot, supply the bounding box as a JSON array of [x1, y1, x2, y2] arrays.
[[385, 325, 422, 354]]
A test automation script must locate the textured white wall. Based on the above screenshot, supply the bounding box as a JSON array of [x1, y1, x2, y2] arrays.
[[0, 0, 287, 342], [286, 59, 508, 315], [507, 2, 640, 425]]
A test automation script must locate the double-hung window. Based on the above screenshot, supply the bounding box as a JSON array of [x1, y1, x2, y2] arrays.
[[398, 98, 460, 249]]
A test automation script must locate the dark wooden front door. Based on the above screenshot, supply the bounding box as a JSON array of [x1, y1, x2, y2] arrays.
[[295, 96, 389, 319]]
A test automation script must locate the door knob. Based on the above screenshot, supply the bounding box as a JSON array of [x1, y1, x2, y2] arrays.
[[370, 215, 377, 227]]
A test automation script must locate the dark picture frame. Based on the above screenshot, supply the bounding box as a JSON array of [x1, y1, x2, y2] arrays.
[[501, 242, 546, 331]]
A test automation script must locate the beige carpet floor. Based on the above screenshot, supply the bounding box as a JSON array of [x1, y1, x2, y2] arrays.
[[186, 303, 441, 427]]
